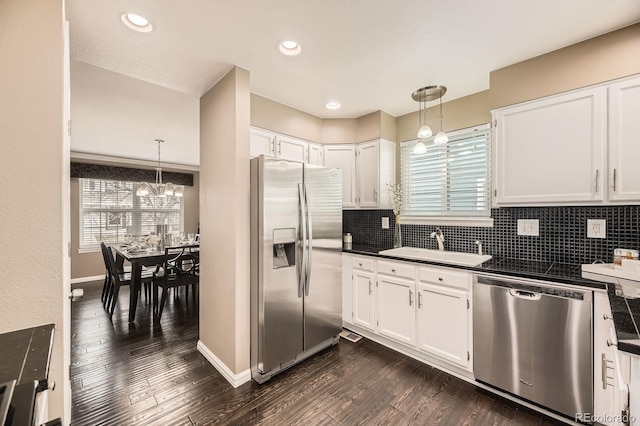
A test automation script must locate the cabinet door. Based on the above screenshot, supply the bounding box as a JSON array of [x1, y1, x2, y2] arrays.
[[277, 136, 308, 163], [377, 275, 415, 346], [609, 76, 640, 201], [342, 254, 353, 324], [352, 269, 375, 331], [357, 141, 380, 208], [494, 87, 606, 205], [417, 283, 469, 368], [308, 142, 324, 166], [324, 145, 356, 208], [250, 128, 275, 158]]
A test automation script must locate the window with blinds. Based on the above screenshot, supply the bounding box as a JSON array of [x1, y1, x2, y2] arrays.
[[400, 125, 491, 218], [79, 178, 184, 250]]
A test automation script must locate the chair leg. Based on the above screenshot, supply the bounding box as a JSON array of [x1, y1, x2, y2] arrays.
[[101, 274, 108, 304], [158, 288, 169, 320], [109, 283, 121, 319], [185, 285, 189, 302]]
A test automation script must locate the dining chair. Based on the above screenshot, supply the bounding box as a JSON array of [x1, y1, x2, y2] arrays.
[[104, 246, 156, 320], [153, 248, 199, 320], [100, 242, 137, 308]]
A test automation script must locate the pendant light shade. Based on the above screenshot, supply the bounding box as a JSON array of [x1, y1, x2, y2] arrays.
[[411, 85, 447, 152], [413, 141, 427, 154], [434, 131, 448, 145], [417, 125, 432, 139]]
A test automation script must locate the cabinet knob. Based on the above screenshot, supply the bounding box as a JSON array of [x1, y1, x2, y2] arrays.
[[438, 277, 443, 282], [359, 262, 363, 267], [391, 268, 396, 273]]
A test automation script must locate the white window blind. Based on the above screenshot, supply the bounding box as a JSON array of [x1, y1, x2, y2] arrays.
[[401, 125, 491, 218], [79, 178, 184, 250]]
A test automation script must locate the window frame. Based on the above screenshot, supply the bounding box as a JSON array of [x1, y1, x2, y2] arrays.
[[78, 178, 185, 252], [399, 124, 493, 227]]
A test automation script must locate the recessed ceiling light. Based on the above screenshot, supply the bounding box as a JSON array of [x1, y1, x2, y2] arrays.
[[121, 13, 153, 33], [278, 40, 302, 56], [326, 102, 341, 110]]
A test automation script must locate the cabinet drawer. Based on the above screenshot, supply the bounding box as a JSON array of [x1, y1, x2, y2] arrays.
[[377, 260, 415, 280], [352, 257, 374, 272], [419, 266, 470, 290]]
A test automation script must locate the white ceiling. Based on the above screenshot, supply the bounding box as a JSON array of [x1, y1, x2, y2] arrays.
[[67, 0, 640, 119]]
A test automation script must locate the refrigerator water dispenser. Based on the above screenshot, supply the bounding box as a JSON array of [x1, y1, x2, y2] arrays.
[[273, 228, 296, 269]]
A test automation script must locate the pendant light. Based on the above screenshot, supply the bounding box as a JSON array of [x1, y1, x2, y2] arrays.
[[411, 85, 447, 153], [434, 94, 448, 145], [136, 139, 184, 198]]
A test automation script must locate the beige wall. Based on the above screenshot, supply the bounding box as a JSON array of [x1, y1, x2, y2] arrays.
[[380, 111, 397, 142], [0, 0, 66, 420], [355, 111, 381, 143], [250, 93, 323, 143], [491, 23, 640, 109], [322, 118, 358, 144], [70, 173, 200, 280], [200, 67, 251, 374], [251, 93, 392, 145]]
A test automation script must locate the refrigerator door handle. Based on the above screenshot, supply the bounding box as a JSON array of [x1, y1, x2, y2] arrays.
[[304, 184, 312, 296], [298, 183, 307, 298]]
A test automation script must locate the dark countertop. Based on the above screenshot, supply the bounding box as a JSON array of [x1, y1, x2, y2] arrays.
[[343, 244, 640, 356], [0, 324, 54, 392]]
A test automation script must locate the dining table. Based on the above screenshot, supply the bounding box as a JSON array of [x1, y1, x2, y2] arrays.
[[113, 242, 200, 322]]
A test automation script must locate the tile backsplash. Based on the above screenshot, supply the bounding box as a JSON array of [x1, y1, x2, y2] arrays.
[[343, 206, 640, 265]]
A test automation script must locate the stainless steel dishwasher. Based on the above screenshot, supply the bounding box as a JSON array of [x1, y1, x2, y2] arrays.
[[474, 274, 593, 418]]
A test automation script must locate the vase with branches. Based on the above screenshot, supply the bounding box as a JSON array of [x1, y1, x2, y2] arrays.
[[387, 183, 403, 248]]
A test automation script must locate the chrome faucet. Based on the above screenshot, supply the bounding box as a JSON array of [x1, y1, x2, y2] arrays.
[[475, 240, 483, 256], [430, 228, 445, 251]]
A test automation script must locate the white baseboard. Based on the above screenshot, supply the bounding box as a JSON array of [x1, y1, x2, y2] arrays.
[[197, 340, 251, 388], [71, 275, 104, 285]]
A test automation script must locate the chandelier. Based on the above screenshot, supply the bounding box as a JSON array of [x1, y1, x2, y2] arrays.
[[135, 139, 184, 197], [411, 85, 448, 154]]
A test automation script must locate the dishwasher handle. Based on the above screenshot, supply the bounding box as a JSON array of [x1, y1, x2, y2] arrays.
[[509, 289, 541, 300]]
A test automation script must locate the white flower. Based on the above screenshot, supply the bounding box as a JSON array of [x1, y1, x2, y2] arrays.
[[387, 182, 403, 216]]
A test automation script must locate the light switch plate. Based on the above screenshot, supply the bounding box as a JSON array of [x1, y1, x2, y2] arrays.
[[517, 219, 539, 236], [587, 219, 606, 239], [381, 217, 389, 229]]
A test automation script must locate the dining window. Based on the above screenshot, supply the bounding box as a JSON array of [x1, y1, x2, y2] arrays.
[[400, 124, 491, 221], [79, 178, 184, 251]]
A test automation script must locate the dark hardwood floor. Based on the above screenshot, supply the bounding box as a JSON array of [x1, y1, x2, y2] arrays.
[[71, 280, 564, 425]]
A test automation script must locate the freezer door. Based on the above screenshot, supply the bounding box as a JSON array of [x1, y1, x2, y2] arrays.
[[303, 164, 343, 350], [251, 157, 304, 374]]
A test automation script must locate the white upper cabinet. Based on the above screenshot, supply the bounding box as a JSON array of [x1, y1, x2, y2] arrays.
[[250, 127, 275, 158], [308, 142, 324, 166], [608, 75, 640, 202], [276, 135, 308, 163], [324, 145, 357, 208], [325, 139, 395, 209], [493, 87, 606, 205], [250, 127, 311, 163], [357, 139, 396, 209], [357, 141, 380, 208]]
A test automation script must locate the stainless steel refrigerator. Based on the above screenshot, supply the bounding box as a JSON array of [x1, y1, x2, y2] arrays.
[[250, 156, 342, 384]]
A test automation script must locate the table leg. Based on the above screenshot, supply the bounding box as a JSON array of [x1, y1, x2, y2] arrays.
[[129, 262, 142, 322]]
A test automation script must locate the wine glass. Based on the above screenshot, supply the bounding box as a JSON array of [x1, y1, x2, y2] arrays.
[[187, 233, 195, 244]]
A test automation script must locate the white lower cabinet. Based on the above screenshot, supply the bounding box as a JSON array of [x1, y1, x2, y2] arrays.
[[416, 282, 470, 369], [352, 267, 376, 331], [342, 254, 472, 372], [377, 275, 416, 346]]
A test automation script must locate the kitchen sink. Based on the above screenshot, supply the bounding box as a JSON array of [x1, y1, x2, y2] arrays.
[[378, 247, 492, 267]]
